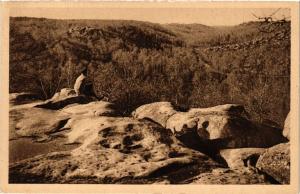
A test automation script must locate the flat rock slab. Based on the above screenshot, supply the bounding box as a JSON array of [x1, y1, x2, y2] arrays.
[[12, 101, 116, 141], [256, 143, 290, 184], [10, 116, 220, 184]]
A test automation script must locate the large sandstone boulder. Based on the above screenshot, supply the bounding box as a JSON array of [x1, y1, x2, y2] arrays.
[[35, 88, 95, 110], [283, 112, 290, 140], [166, 104, 247, 134], [256, 143, 290, 184], [220, 148, 266, 169], [188, 168, 271, 184], [10, 116, 220, 183], [166, 104, 287, 149], [132, 102, 177, 127]]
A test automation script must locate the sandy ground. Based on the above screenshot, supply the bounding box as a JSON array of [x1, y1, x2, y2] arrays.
[[9, 138, 78, 163]]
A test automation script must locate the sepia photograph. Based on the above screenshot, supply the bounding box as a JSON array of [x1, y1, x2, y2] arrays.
[[0, 2, 299, 193]]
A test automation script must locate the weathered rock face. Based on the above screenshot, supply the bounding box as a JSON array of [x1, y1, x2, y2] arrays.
[[188, 168, 271, 184], [256, 143, 290, 184], [166, 104, 247, 136], [132, 102, 177, 127], [283, 112, 290, 140], [10, 116, 221, 183], [166, 104, 286, 149], [35, 88, 95, 110], [132, 103, 287, 152], [220, 148, 266, 169]]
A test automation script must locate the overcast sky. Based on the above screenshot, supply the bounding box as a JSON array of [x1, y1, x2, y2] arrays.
[[10, 7, 290, 26]]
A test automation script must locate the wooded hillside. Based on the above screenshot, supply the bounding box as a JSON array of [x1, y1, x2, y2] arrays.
[[9, 17, 290, 125]]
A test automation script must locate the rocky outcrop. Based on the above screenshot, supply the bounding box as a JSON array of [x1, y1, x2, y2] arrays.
[[220, 148, 265, 169], [166, 104, 248, 135], [165, 104, 286, 149], [11, 88, 113, 142], [10, 116, 220, 183], [168, 104, 248, 128], [35, 88, 95, 110], [133, 103, 286, 150], [131, 103, 287, 156], [132, 102, 177, 127], [13, 101, 116, 141], [9, 99, 290, 184], [256, 143, 290, 184], [283, 112, 290, 140]]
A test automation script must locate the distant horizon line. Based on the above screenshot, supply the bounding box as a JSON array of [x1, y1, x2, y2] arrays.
[[10, 16, 266, 27]]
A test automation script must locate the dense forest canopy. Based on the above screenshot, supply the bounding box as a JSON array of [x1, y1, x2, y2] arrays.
[[9, 17, 290, 125]]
